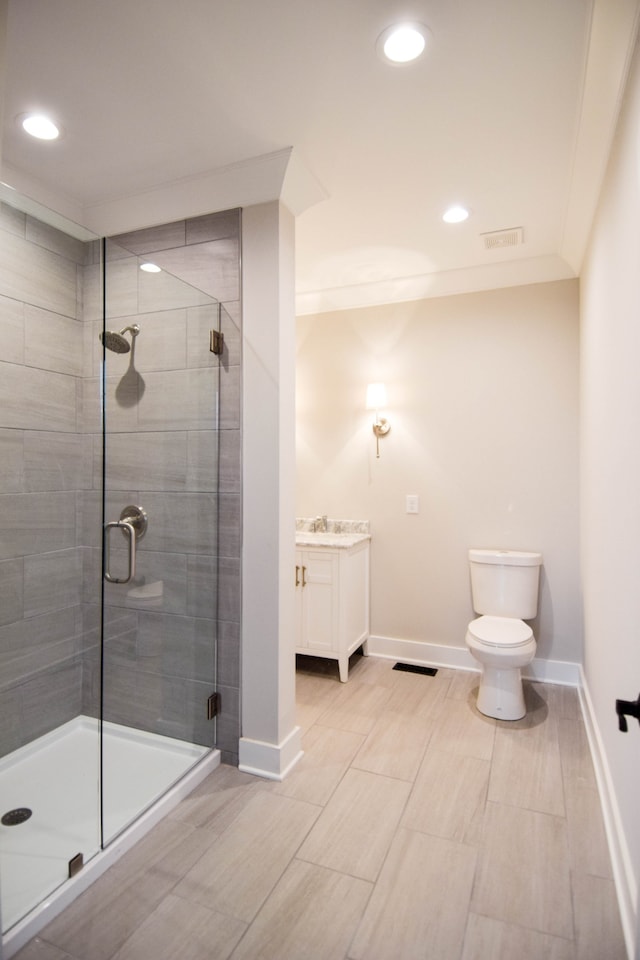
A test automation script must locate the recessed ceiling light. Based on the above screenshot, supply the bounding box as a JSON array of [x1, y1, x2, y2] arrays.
[[19, 113, 61, 140], [442, 205, 470, 224], [140, 262, 161, 273], [376, 22, 430, 64]]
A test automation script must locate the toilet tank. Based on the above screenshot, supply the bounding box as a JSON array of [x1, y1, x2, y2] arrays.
[[469, 549, 542, 619]]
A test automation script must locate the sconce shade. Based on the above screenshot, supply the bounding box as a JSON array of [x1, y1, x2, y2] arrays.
[[366, 383, 390, 458], [366, 382, 388, 410]]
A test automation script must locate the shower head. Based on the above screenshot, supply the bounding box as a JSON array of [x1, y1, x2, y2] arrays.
[[101, 330, 130, 353], [100, 324, 140, 354]]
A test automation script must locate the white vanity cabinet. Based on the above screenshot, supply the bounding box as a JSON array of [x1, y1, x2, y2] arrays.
[[295, 536, 370, 682]]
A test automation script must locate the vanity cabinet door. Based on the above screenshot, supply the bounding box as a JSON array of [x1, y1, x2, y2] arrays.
[[295, 549, 339, 652]]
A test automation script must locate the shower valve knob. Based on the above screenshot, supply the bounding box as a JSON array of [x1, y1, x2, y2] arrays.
[[615, 694, 640, 733]]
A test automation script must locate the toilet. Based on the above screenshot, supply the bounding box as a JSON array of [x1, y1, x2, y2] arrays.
[[465, 548, 542, 720]]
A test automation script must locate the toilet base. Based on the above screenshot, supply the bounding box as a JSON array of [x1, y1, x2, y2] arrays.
[[476, 664, 526, 721]]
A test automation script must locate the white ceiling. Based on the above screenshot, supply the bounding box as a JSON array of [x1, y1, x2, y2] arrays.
[[2, 0, 639, 314]]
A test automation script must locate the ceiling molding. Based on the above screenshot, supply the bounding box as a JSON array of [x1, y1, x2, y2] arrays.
[[295, 254, 576, 316], [82, 149, 296, 237], [280, 150, 328, 219], [560, 0, 640, 272], [3, 146, 327, 239], [79, 147, 326, 237], [1, 161, 86, 228], [0, 179, 95, 240]]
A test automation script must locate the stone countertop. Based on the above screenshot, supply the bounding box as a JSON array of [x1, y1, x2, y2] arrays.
[[295, 531, 371, 549]]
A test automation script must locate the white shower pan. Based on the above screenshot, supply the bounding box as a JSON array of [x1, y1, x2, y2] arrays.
[[0, 717, 219, 957]]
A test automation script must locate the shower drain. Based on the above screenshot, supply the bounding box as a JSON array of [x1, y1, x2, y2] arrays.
[[1, 808, 32, 826]]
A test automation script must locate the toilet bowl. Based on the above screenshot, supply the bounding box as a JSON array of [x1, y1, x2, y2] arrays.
[[466, 615, 536, 720], [465, 549, 542, 721]]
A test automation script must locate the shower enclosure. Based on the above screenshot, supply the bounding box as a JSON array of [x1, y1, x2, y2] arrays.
[[0, 190, 241, 951]]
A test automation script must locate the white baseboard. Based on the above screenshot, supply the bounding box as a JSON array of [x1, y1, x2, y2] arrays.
[[578, 669, 637, 960], [367, 635, 477, 672], [523, 656, 581, 686], [366, 634, 580, 686], [238, 725, 303, 781]]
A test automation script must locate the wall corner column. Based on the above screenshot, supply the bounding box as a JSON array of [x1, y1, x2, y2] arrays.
[[239, 200, 301, 779]]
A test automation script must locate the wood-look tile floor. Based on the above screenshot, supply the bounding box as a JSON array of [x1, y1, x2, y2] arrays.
[[14, 656, 627, 960]]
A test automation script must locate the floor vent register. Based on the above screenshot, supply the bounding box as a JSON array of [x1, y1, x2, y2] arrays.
[[392, 663, 438, 677]]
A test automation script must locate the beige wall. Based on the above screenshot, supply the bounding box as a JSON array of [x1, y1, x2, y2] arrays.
[[581, 32, 640, 951], [297, 279, 581, 664]]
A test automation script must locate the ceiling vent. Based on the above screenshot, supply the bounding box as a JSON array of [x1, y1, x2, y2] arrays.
[[481, 227, 524, 250]]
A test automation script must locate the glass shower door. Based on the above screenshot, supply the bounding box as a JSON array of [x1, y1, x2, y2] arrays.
[[99, 233, 221, 845], [1, 198, 232, 943]]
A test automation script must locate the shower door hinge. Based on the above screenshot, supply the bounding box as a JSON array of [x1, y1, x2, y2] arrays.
[[209, 329, 224, 356], [207, 692, 220, 720]]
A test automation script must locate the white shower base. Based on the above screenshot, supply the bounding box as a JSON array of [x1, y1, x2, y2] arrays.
[[0, 716, 219, 956]]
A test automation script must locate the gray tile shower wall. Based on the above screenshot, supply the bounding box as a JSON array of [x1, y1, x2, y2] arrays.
[[93, 210, 242, 764], [0, 202, 88, 758], [1, 203, 242, 765]]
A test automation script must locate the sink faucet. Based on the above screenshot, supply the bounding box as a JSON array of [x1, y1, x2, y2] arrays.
[[314, 515, 328, 532]]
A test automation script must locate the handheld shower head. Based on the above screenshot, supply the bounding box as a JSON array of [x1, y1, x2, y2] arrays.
[[100, 324, 140, 354]]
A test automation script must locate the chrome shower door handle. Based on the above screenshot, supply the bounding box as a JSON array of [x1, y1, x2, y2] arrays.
[[104, 505, 147, 584], [104, 520, 136, 584]]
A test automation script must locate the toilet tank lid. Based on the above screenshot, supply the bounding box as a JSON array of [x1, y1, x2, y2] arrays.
[[469, 549, 542, 567]]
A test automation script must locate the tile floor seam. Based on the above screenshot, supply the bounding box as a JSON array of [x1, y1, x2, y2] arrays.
[[451, 807, 488, 949], [465, 902, 578, 950], [350, 777, 417, 891], [567, 867, 586, 948], [463, 909, 578, 950], [227, 857, 374, 960], [484, 795, 572, 828], [458, 909, 476, 960], [452, 845, 482, 960], [171, 794, 324, 931], [34, 938, 85, 960], [347, 756, 428, 785], [274, 790, 335, 877], [482, 792, 568, 819], [274, 737, 354, 812], [479, 800, 575, 943], [223, 907, 256, 960]]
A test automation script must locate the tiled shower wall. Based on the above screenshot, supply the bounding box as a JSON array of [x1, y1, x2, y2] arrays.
[[0, 202, 88, 757], [0, 203, 242, 765]]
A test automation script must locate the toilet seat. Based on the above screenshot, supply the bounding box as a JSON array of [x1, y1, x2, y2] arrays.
[[467, 615, 533, 648]]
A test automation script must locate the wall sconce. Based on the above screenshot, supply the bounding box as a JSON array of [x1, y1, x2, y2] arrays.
[[366, 382, 390, 458]]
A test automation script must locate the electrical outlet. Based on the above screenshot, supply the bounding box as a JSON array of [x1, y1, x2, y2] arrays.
[[406, 494, 420, 514]]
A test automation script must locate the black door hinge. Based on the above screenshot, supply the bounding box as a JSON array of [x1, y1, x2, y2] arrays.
[[209, 329, 224, 356], [207, 692, 220, 720]]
